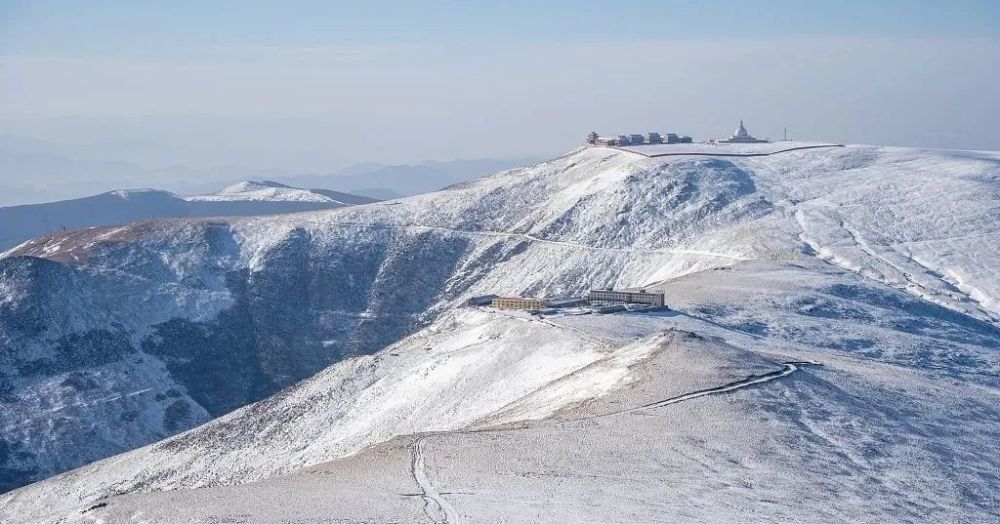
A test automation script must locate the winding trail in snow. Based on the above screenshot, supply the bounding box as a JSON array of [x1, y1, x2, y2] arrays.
[[580, 362, 815, 421], [411, 436, 461, 524], [638, 362, 809, 410], [326, 220, 748, 261], [513, 230, 747, 260], [403, 360, 816, 522]]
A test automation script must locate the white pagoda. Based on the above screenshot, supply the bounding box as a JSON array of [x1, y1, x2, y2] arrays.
[[719, 120, 768, 143]]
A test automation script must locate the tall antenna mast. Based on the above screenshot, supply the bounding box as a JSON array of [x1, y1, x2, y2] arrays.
[[784, 127, 788, 141]]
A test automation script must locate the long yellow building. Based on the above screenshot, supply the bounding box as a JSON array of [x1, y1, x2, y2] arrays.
[[490, 297, 544, 310]]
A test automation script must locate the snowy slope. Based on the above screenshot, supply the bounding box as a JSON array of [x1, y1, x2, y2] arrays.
[[5, 260, 999, 523], [1, 145, 999, 521], [187, 180, 374, 205], [0, 182, 376, 251]]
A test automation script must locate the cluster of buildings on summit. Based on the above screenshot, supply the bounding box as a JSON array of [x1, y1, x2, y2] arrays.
[[586, 131, 692, 147], [585, 120, 770, 147], [468, 120, 780, 317]]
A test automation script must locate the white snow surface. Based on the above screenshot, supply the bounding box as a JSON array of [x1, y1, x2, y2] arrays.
[[2, 144, 1000, 522], [186, 180, 340, 203]]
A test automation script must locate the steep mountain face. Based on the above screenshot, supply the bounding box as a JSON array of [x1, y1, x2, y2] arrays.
[[1, 145, 999, 521], [0, 182, 377, 251], [0, 219, 469, 492], [22, 261, 995, 524]]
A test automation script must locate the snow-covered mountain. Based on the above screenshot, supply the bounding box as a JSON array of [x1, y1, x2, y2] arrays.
[[0, 181, 376, 251], [186, 180, 373, 204], [1, 144, 999, 522]]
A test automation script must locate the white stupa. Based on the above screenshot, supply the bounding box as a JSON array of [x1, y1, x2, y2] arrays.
[[720, 120, 769, 143]]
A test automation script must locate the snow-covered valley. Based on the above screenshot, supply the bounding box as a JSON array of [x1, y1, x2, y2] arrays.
[[1, 144, 998, 522]]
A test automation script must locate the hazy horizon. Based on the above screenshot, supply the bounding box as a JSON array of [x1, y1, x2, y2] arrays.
[[2, 1, 999, 193]]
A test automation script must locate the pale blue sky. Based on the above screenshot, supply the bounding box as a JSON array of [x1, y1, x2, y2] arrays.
[[4, 1, 999, 51], [1, 1, 998, 172]]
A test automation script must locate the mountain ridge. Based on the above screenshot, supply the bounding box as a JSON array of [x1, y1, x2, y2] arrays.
[[1, 144, 998, 521], [0, 182, 377, 252]]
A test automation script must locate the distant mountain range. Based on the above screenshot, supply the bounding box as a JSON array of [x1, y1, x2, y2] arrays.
[[0, 181, 376, 252], [277, 157, 543, 200], [0, 134, 542, 205]]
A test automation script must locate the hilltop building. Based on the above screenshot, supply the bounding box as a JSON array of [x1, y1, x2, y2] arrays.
[[585, 131, 620, 146], [491, 296, 544, 310], [718, 121, 769, 144], [585, 129, 693, 147], [466, 294, 498, 306], [588, 289, 665, 307]]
